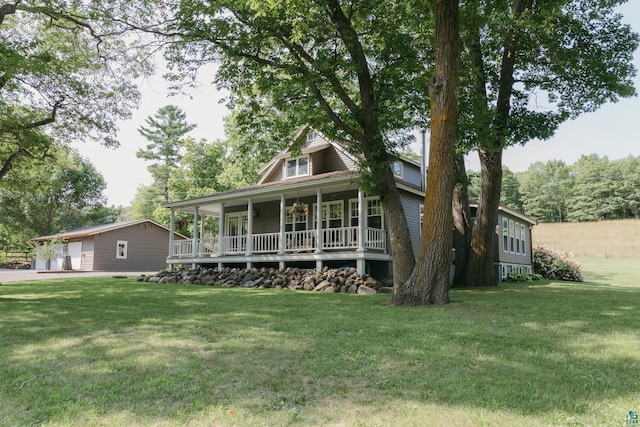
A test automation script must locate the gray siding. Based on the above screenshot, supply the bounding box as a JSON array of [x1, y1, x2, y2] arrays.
[[399, 191, 424, 257], [92, 222, 174, 271], [310, 151, 326, 175], [399, 161, 424, 189], [253, 200, 282, 234], [263, 160, 283, 182], [323, 145, 355, 173]]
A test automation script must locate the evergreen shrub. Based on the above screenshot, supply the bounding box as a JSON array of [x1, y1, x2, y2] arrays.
[[507, 272, 544, 282]]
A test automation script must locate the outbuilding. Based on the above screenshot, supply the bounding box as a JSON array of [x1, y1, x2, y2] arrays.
[[31, 219, 185, 272]]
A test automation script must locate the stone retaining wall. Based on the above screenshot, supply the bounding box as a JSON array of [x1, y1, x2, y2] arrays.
[[141, 266, 393, 295]]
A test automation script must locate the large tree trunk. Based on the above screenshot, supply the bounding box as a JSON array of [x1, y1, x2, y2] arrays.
[[464, 147, 502, 286], [459, 0, 531, 287], [393, 0, 459, 306], [378, 166, 416, 287], [360, 129, 416, 287], [451, 152, 472, 287]]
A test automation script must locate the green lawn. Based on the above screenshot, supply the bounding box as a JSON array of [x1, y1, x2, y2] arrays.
[[1, 264, 639, 426]]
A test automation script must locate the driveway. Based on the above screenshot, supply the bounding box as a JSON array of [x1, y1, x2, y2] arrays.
[[0, 269, 155, 283]]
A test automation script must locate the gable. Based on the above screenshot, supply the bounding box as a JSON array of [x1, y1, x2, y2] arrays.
[[259, 127, 357, 184]]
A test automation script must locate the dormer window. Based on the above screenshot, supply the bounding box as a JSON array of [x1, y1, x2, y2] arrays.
[[306, 131, 317, 142], [392, 161, 403, 178], [286, 156, 309, 178]]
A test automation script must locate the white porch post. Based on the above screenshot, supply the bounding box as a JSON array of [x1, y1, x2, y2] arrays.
[[246, 198, 253, 256], [279, 194, 286, 254], [218, 203, 225, 257], [168, 209, 175, 258], [192, 207, 199, 268], [357, 189, 365, 252], [200, 214, 206, 245], [315, 188, 323, 253]]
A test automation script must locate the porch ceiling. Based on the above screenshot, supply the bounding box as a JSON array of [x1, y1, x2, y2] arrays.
[[165, 172, 359, 216]]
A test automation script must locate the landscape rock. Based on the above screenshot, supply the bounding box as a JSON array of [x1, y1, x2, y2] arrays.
[[313, 280, 332, 292], [357, 284, 376, 295], [144, 266, 383, 295]]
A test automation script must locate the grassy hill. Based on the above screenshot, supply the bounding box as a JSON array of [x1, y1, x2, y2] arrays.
[[532, 219, 640, 258]]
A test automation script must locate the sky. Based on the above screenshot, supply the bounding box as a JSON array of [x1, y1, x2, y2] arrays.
[[73, 3, 640, 207]]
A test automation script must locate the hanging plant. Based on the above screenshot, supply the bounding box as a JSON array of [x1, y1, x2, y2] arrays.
[[291, 201, 309, 218]]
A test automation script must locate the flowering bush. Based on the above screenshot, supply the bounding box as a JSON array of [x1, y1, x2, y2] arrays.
[[532, 246, 583, 282]]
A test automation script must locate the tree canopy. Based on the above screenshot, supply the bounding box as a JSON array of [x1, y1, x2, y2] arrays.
[[454, 0, 638, 287], [0, 146, 109, 239], [0, 1, 146, 179], [139, 0, 440, 286]]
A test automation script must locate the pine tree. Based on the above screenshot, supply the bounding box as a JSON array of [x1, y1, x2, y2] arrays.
[[137, 105, 196, 202]]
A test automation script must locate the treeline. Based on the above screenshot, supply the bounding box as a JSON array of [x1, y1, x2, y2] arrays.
[[0, 105, 280, 250], [472, 154, 640, 223], [0, 146, 122, 250]]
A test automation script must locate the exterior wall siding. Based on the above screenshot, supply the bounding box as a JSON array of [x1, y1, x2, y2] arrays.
[[399, 191, 424, 257], [253, 200, 284, 234], [399, 161, 424, 189], [92, 222, 174, 271], [324, 145, 355, 172], [310, 151, 326, 175], [270, 162, 283, 182]]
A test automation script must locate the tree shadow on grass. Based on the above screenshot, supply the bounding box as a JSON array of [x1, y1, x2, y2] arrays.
[[1, 278, 639, 425]]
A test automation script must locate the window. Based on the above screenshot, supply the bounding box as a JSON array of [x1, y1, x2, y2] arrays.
[[285, 206, 308, 231], [502, 218, 509, 252], [312, 201, 343, 229], [348, 197, 384, 229], [349, 200, 359, 226], [367, 198, 383, 229], [392, 161, 403, 178], [509, 220, 515, 253], [286, 156, 309, 179], [502, 217, 528, 256], [306, 131, 317, 142], [116, 240, 128, 259], [419, 204, 425, 234]]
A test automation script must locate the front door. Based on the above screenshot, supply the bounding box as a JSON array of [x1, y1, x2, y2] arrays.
[[68, 241, 82, 270], [225, 212, 248, 253]]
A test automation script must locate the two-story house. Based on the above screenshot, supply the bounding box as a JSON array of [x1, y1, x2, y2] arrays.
[[164, 127, 535, 281]]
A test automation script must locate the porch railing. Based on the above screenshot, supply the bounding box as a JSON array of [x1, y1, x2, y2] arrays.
[[171, 227, 386, 257], [322, 226, 358, 249], [285, 230, 316, 251], [253, 232, 280, 253], [365, 227, 386, 250], [197, 237, 219, 256], [173, 240, 193, 257], [221, 236, 247, 254]]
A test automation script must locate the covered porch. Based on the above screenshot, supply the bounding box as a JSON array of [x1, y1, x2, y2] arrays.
[[165, 173, 390, 275]]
